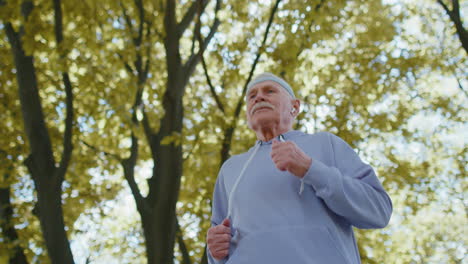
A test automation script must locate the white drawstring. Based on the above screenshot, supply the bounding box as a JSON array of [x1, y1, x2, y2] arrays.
[[299, 178, 305, 195], [227, 142, 261, 219], [279, 135, 304, 195]]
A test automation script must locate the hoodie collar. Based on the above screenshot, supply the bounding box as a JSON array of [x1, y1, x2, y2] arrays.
[[256, 130, 303, 145]]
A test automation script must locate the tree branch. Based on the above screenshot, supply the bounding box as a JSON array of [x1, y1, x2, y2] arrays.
[[232, 0, 282, 120], [141, 107, 160, 164], [183, 132, 200, 162], [164, 0, 177, 36], [20, 0, 34, 19], [201, 52, 225, 113], [437, 0, 468, 54], [184, 0, 221, 76], [4, 23, 19, 49], [134, 0, 145, 46], [53, 0, 64, 44], [177, 0, 209, 39], [143, 19, 152, 77], [80, 140, 121, 161], [449, 66, 468, 97], [117, 52, 136, 74], [176, 218, 192, 264], [195, 0, 225, 114], [53, 0, 74, 179], [57, 72, 74, 177], [120, 0, 136, 42], [122, 133, 146, 211], [436, 0, 450, 14]]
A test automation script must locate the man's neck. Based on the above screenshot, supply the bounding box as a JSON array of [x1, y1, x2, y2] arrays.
[[256, 126, 291, 142]]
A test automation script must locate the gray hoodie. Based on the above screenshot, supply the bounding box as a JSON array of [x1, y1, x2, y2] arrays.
[[208, 130, 392, 264]]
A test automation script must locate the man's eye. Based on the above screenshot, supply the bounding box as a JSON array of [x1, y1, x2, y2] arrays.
[[268, 89, 274, 93]]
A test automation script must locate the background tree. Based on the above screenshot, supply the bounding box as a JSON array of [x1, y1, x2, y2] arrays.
[[0, 0, 466, 263], [75, 0, 221, 263], [0, 0, 123, 263], [2, 0, 76, 262]]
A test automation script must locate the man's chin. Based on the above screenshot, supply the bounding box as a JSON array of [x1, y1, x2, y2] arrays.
[[249, 116, 278, 129]]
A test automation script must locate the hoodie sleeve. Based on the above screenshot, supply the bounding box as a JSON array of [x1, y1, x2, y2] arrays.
[[208, 168, 229, 264], [302, 132, 393, 229]]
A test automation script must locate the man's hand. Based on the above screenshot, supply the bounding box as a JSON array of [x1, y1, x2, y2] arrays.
[[271, 139, 312, 178], [207, 218, 231, 260]]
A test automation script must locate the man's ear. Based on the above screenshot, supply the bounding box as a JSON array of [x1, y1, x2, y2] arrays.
[[291, 99, 300, 116]]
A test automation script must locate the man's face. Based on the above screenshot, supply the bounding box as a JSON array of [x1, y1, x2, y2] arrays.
[[246, 81, 297, 130]]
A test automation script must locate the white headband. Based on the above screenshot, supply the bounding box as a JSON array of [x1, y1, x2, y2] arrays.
[[247, 72, 295, 99]]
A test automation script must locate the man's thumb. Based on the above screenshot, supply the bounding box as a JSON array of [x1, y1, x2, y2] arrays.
[[222, 218, 230, 227]]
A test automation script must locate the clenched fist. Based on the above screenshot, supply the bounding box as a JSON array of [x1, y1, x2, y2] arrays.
[[207, 218, 231, 260], [271, 139, 312, 178]]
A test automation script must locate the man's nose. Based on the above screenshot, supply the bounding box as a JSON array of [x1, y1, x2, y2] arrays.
[[254, 92, 266, 103]]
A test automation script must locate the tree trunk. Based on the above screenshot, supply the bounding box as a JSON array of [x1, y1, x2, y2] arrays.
[[0, 186, 29, 264], [30, 168, 74, 264], [149, 76, 186, 264]]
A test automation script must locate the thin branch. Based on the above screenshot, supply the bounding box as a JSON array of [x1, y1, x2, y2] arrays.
[[178, 0, 209, 39], [20, 0, 34, 19], [143, 19, 153, 76], [449, 66, 468, 97], [117, 53, 136, 74], [80, 140, 121, 161], [134, 0, 145, 46], [436, 0, 450, 14], [123, 12, 153, 206], [191, 19, 198, 55], [53, 0, 74, 178], [184, 0, 221, 75], [137, 22, 154, 146], [142, 109, 156, 155], [201, 52, 225, 113], [176, 218, 192, 264], [437, 0, 468, 54], [4, 23, 19, 50], [183, 132, 200, 162], [120, 0, 135, 40], [57, 72, 74, 177], [122, 133, 145, 210], [196, 0, 225, 114], [53, 0, 64, 44], [315, 0, 326, 11]]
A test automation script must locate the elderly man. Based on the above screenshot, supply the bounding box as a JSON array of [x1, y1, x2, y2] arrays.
[[206, 73, 392, 263]]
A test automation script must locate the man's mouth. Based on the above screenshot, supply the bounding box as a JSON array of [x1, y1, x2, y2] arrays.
[[253, 107, 271, 114], [250, 102, 275, 115]]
